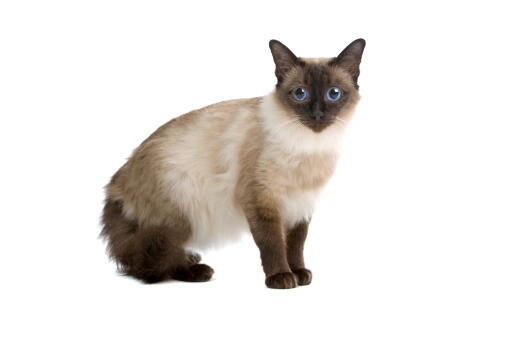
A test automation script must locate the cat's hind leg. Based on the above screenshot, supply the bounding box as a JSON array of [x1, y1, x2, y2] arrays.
[[172, 264, 214, 282], [101, 199, 214, 284], [186, 252, 202, 265]]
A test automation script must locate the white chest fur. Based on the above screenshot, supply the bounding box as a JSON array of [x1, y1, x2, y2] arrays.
[[280, 187, 323, 228], [183, 93, 343, 249]]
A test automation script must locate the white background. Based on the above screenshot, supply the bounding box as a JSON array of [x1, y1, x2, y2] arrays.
[[1, 0, 511, 340]]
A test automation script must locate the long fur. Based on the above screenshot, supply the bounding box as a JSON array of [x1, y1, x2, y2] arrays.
[[101, 39, 365, 286]]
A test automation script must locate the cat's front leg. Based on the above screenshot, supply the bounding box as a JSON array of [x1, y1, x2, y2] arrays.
[[245, 204, 298, 289], [286, 219, 313, 286]]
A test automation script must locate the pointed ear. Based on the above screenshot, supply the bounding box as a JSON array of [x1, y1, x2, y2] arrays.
[[269, 40, 298, 82], [333, 38, 366, 86]]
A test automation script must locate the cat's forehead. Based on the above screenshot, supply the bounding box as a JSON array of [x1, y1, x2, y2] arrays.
[[284, 58, 354, 88], [302, 57, 331, 64]]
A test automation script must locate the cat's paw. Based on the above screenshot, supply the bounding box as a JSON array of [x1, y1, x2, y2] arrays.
[[265, 272, 298, 289], [292, 268, 312, 286], [173, 264, 214, 282], [186, 252, 202, 265]]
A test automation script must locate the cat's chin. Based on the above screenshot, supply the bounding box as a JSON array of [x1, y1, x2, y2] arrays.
[[301, 120, 336, 133]]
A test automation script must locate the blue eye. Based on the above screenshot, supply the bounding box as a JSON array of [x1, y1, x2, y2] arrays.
[[326, 87, 342, 101], [292, 87, 308, 101]]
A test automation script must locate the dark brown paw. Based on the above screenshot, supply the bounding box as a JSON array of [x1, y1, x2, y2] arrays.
[[140, 273, 168, 284], [173, 264, 214, 282], [186, 252, 202, 265], [292, 268, 312, 286], [265, 272, 298, 289]]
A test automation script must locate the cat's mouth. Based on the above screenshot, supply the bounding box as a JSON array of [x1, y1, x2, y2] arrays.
[[300, 118, 337, 133]]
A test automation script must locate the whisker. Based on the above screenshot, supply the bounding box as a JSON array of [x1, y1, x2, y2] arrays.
[[334, 117, 347, 126], [267, 117, 301, 140]]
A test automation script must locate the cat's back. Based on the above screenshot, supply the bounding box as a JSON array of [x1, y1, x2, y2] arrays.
[[148, 96, 263, 168], [140, 96, 262, 145], [117, 96, 262, 170], [107, 97, 263, 228]]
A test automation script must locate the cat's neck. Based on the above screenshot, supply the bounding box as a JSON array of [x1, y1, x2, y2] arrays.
[[258, 92, 346, 155]]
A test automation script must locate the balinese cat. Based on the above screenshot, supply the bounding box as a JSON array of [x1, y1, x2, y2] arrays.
[[101, 39, 365, 289]]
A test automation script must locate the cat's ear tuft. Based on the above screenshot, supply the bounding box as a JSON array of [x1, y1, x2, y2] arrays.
[[333, 38, 366, 87], [269, 40, 298, 82]]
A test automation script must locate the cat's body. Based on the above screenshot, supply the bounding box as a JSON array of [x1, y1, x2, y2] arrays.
[[102, 39, 365, 288]]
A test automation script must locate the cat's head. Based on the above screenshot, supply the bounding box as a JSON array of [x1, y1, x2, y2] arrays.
[[269, 39, 365, 133]]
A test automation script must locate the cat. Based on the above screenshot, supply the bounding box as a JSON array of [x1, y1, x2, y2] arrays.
[[101, 38, 365, 289]]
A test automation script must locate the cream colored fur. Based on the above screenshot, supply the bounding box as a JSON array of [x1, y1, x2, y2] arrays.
[[107, 92, 354, 250]]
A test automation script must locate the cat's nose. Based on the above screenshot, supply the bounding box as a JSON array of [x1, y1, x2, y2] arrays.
[[311, 103, 324, 121], [311, 110, 324, 121]]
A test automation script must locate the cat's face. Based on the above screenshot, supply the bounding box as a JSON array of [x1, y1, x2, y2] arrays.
[[269, 39, 365, 132]]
